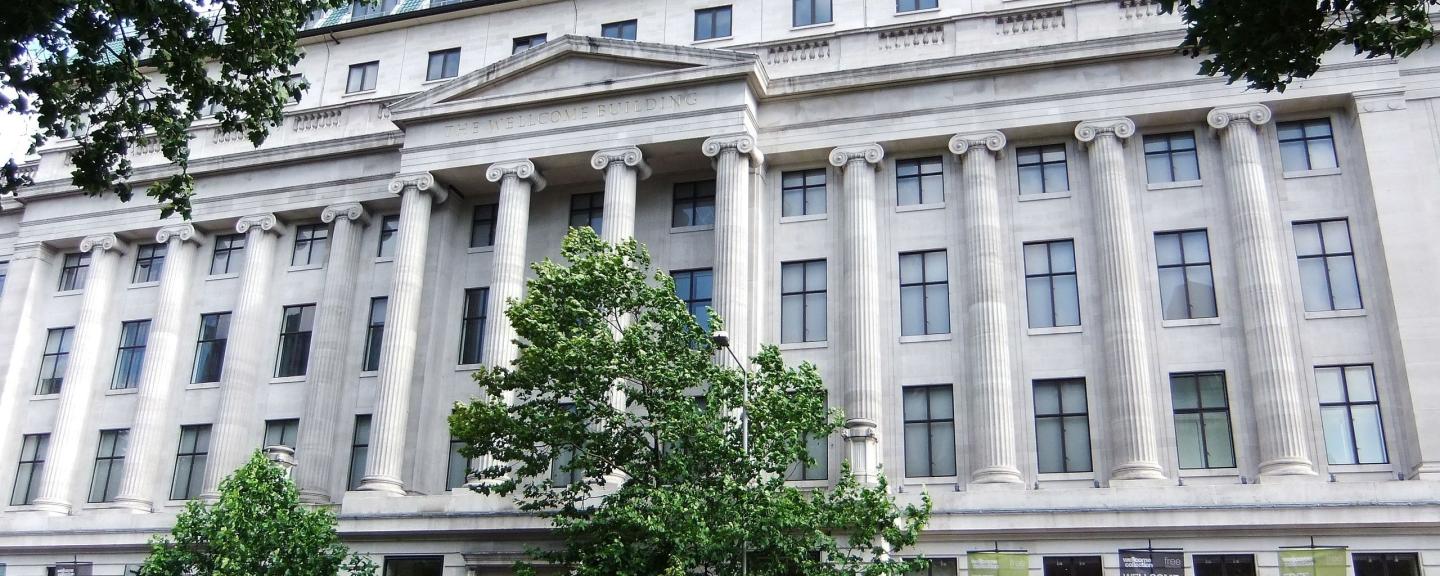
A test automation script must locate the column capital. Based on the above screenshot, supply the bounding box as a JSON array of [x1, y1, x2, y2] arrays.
[[702, 133, 763, 164], [322, 202, 370, 225], [236, 213, 285, 236], [388, 172, 449, 204], [948, 131, 1007, 156], [155, 223, 202, 245], [1207, 104, 1272, 130], [485, 159, 547, 192], [1074, 117, 1136, 143], [828, 143, 885, 168], [590, 146, 652, 180], [79, 233, 124, 254]]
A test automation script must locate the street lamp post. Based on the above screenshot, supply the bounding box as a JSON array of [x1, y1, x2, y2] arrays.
[[711, 330, 749, 576]]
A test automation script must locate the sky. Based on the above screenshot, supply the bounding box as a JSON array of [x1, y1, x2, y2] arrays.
[[0, 112, 36, 164]]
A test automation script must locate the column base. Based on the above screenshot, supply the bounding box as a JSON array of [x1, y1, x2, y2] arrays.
[[970, 466, 1024, 485], [1110, 461, 1166, 481], [358, 475, 407, 496], [30, 497, 71, 516], [843, 425, 883, 486], [111, 496, 154, 513], [1258, 457, 1318, 477]]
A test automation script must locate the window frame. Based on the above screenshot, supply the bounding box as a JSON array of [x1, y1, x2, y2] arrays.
[[37, 327, 75, 395], [1033, 378, 1092, 474], [1169, 371, 1236, 470], [1193, 555, 1257, 576], [787, 395, 830, 481], [601, 19, 638, 40], [350, 0, 396, 19], [348, 415, 371, 491], [88, 428, 128, 503], [345, 61, 380, 94], [1276, 118, 1339, 172], [470, 203, 498, 248], [1142, 131, 1201, 184], [1353, 553, 1421, 576], [1023, 239, 1081, 329], [132, 243, 167, 284], [209, 233, 246, 276], [1293, 218, 1363, 312], [1016, 144, 1070, 196], [111, 319, 151, 390], [263, 418, 300, 449], [792, 0, 833, 27], [376, 215, 400, 258], [58, 252, 91, 291], [780, 168, 827, 217], [446, 437, 468, 490], [274, 304, 317, 378], [290, 223, 330, 268], [901, 384, 956, 478], [780, 259, 827, 344], [898, 250, 950, 336], [459, 287, 489, 365], [694, 5, 733, 41], [1316, 364, 1388, 465], [672, 179, 717, 228], [896, 0, 938, 12], [895, 156, 944, 206], [363, 297, 387, 372], [512, 33, 548, 54], [1042, 556, 1104, 576], [568, 192, 604, 233], [10, 433, 49, 506], [425, 48, 461, 82], [192, 312, 231, 384], [1154, 229, 1218, 321], [170, 424, 210, 501]]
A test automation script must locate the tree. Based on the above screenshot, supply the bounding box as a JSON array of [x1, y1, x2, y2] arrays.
[[1161, 0, 1437, 92], [138, 450, 376, 576], [450, 228, 932, 576]]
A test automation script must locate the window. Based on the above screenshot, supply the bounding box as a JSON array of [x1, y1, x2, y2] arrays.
[[459, 288, 489, 365], [345, 61, 379, 94], [694, 5, 732, 40], [1354, 554, 1421, 576], [210, 234, 246, 275], [111, 320, 151, 390], [170, 424, 210, 500], [1194, 555, 1256, 576], [672, 180, 717, 228], [781, 168, 826, 217], [793, 0, 832, 27], [672, 269, 713, 331], [376, 215, 400, 258], [348, 415, 371, 490], [470, 204, 498, 248], [191, 312, 231, 384], [1034, 378, 1091, 473], [1155, 230, 1217, 320], [263, 418, 299, 449], [132, 243, 167, 283], [601, 19, 638, 40], [1317, 364, 1387, 465], [88, 429, 128, 503], [902, 385, 955, 477], [350, 0, 396, 19], [906, 559, 959, 576], [1043, 557, 1102, 576], [551, 404, 582, 486], [36, 327, 74, 395], [1293, 219, 1362, 312], [199, 99, 226, 118], [58, 252, 90, 291], [780, 260, 826, 343], [425, 48, 460, 81], [899, 250, 950, 336], [569, 192, 604, 233], [1144, 132, 1200, 184], [291, 223, 329, 267], [1017, 144, 1069, 195], [896, 0, 937, 12], [896, 156, 943, 206], [1277, 118, 1338, 172], [787, 395, 828, 481], [275, 304, 316, 377], [1024, 240, 1080, 328], [512, 34, 547, 54], [446, 437, 468, 490], [363, 297, 387, 372], [1170, 372, 1235, 469], [9, 433, 48, 505], [383, 556, 443, 576]]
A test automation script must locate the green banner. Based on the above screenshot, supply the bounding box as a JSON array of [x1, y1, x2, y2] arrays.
[[969, 552, 1029, 576], [1279, 548, 1348, 576]]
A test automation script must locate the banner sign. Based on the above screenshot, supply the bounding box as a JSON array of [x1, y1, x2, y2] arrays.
[[1119, 550, 1184, 576], [1279, 548, 1348, 576], [969, 551, 1029, 576]]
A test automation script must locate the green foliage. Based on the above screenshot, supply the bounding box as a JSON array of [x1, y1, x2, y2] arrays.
[[1160, 0, 1437, 92], [451, 228, 932, 576], [139, 451, 376, 576]]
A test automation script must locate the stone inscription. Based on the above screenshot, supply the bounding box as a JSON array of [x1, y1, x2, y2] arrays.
[[445, 90, 701, 138]]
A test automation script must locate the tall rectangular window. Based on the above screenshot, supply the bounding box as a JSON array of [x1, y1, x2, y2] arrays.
[[1024, 240, 1080, 328], [780, 260, 826, 343], [1277, 118, 1338, 172], [275, 304, 316, 378], [87, 428, 128, 503], [601, 19, 638, 40], [1354, 554, 1421, 576], [36, 327, 74, 395], [263, 418, 299, 449], [384, 556, 443, 576], [446, 437, 468, 490], [1043, 557, 1103, 576], [1194, 555, 1256, 576], [793, 0, 832, 26], [672, 269, 714, 331], [787, 395, 828, 481], [170, 424, 210, 500], [111, 320, 151, 390], [132, 243, 167, 283], [376, 215, 400, 258], [896, 0, 937, 12], [459, 288, 489, 365], [1170, 372, 1235, 469], [512, 34, 547, 54], [58, 252, 90, 291], [1155, 230, 1217, 320], [1034, 378, 1091, 473], [781, 168, 826, 217], [899, 250, 950, 336], [569, 192, 604, 233], [9, 433, 48, 505], [363, 297, 387, 372], [896, 157, 943, 206], [1293, 219, 1362, 312], [1143, 132, 1200, 184], [1316, 364, 1387, 465], [210, 234, 246, 275], [192, 312, 231, 384], [902, 384, 955, 477], [1017, 144, 1069, 195], [425, 48, 460, 81], [907, 559, 959, 576], [345, 61, 379, 93], [470, 204, 497, 248], [348, 415, 371, 491], [694, 5, 732, 40], [672, 180, 717, 227], [350, 0, 396, 19], [551, 404, 583, 487], [291, 223, 329, 268]]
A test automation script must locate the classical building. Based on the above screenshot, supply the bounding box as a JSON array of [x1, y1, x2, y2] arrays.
[[1, 0, 1438, 574]]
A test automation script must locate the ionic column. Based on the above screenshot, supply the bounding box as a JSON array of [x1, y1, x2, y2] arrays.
[[113, 224, 203, 512], [1208, 104, 1316, 477], [33, 234, 126, 514], [591, 147, 650, 244], [702, 134, 761, 362], [294, 203, 369, 503], [201, 214, 285, 498], [949, 132, 1024, 486], [828, 143, 885, 485], [1075, 118, 1166, 482], [0, 243, 57, 508], [361, 173, 448, 495]]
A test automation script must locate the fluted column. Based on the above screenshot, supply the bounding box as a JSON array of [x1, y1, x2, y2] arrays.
[[361, 173, 448, 495], [702, 134, 761, 362], [33, 234, 126, 514], [0, 243, 56, 506], [1208, 104, 1316, 477], [113, 224, 203, 512], [591, 147, 650, 244], [294, 203, 368, 503], [828, 143, 885, 485], [1075, 118, 1166, 482], [950, 132, 1024, 486], [201, 214, 285, 498]]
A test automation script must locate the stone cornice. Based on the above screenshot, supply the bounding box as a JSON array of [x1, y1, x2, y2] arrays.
[[948, 131, 1007, 156], [79, 233, 123, 254], [155, 224, 202, 245], [236, 213, 284, 236], [828, 143, 885, 168], [1207, 104, 1272, 130], [590, 147, 653, 180], [322, 202, 370, 225], [388, 172, 449, 204], [1353, 87, 1407, 114], [702, 134, 764, 165], [484, 160, 547, 192], [1074, 117, 1136, 143]]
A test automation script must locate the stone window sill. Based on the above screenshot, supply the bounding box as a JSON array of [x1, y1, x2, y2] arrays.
[[899, 476, 958, 491], [271, 375, 307, 384], [895, 202, 944, 213], [467, 245, 495, 254], [341, 89, 377, 98], [779, 213, 827, 224], [105, 387, 138, 396], [359, 370, 379, 378], [207, 273, 239, 281], [1283, 167, 1342, 179], [374, 256, 395, 264], [187, 382, 220, 390], [1147, 179, 1203, 191], [896, 6, 942, 16], [1177, 467, 1238, 479], [1027, 325, 1082, 336], [420, 76, 455, 86], [32, 393, 59, 401], [692, 35, 734, 46], [128, 281, 160, 290], [1327, 463, 1395, 475], [790, 21, 834, 31], [671, 224, 715, 234], [1017, 191, 1072, 203], [1036, 471, 1095, 482], [1161, 317, 1221, 328], [288, 264, 325, 273], [1305, 308, 1366, 320], [456, 363, 483, 372], [54, 289, 83, 298], [778, 340, 827, 351], [899, 333, 951, 343]]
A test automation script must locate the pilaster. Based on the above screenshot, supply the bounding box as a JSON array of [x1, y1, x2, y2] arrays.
[[0, 243, 56, 508]]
